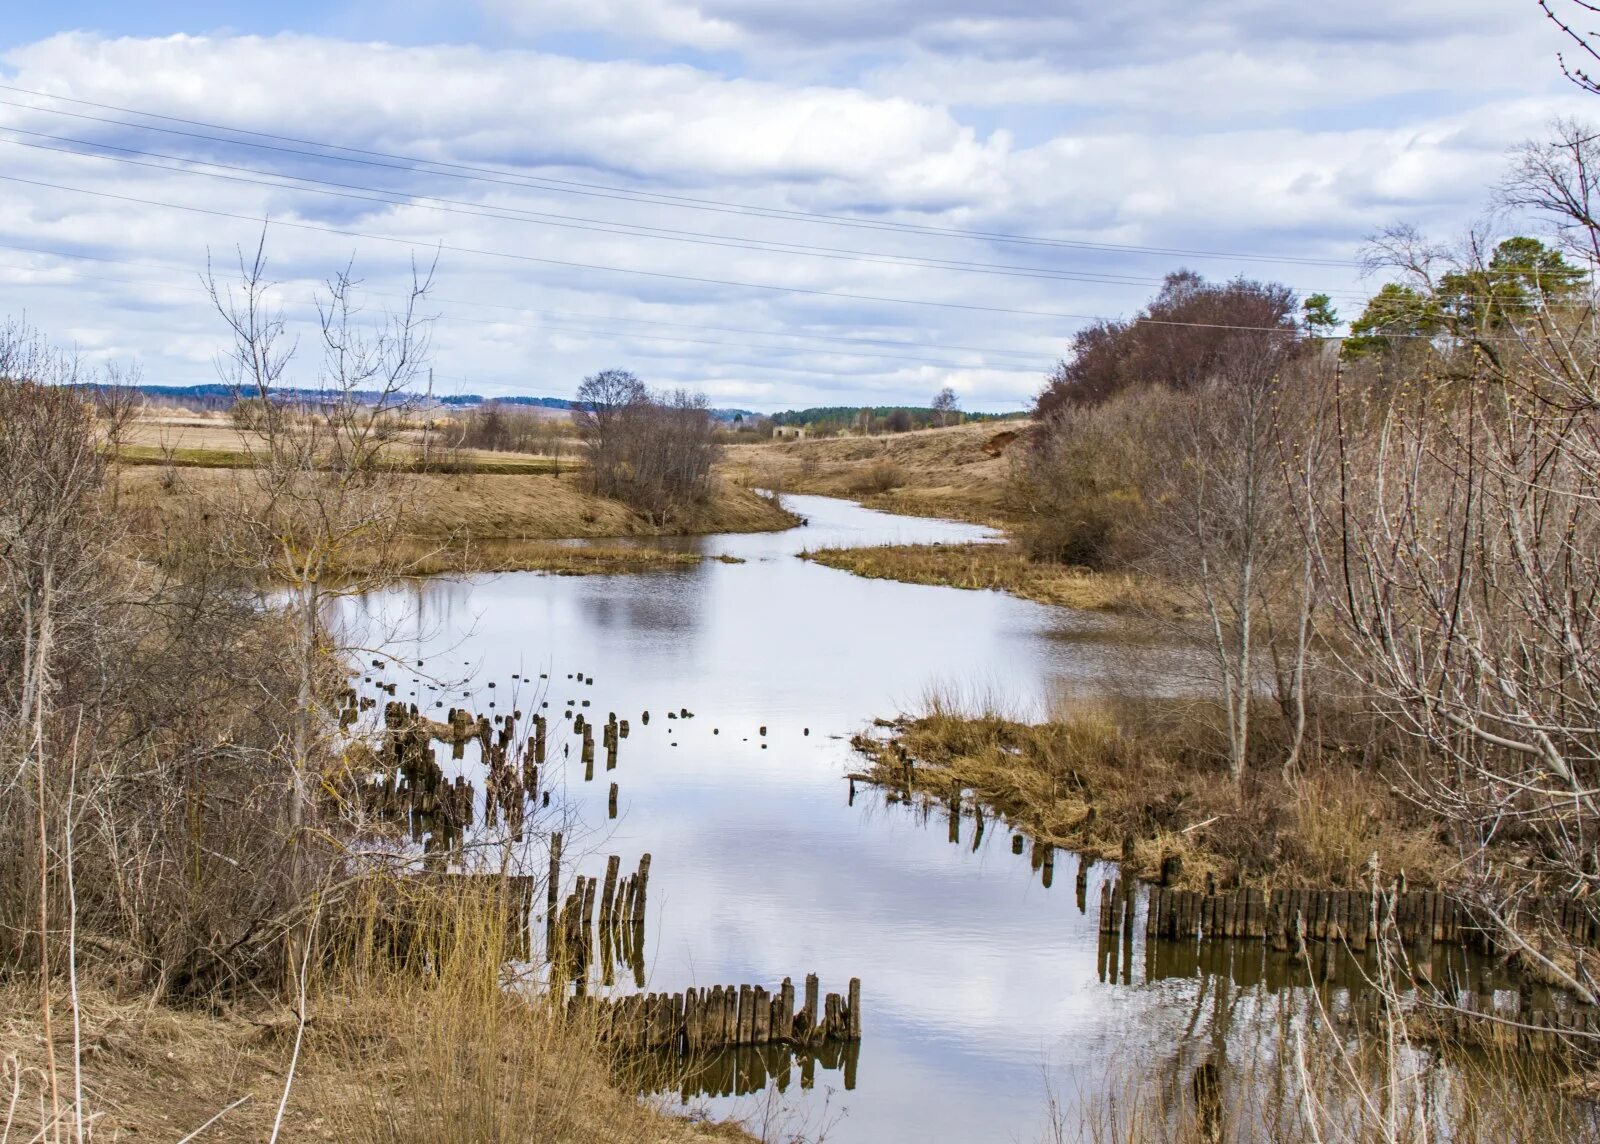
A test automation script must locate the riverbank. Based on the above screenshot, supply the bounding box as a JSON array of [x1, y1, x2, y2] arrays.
[[722, 421, 1021, 528], [121, 466, 797, 575], [852, 700, 1450, 893], [801, 542, 1170, 613], [0, 979, 752, 1143]]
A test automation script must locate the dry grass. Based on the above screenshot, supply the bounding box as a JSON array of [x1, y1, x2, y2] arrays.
[[722, 421, 1024, 527], [394, 540, 702, 576], [118, 416, 570, 471], [855, 693, 1449, 891], [0, 881, 755, 1144], [120, 467, 795, 575], [801, 542, 1170, 613], [117, 444, 565, 474]]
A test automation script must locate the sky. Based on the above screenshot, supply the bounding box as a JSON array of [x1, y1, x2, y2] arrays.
[[0, 1, 1594, 411]]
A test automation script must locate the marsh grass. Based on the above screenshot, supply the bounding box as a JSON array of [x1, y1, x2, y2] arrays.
[[366, 539, 702, 577], [858, 689, 1449, 890], [801, 542, 1167, 612], [0, 878, 755, 1143], [311, 877, 725, 1144]]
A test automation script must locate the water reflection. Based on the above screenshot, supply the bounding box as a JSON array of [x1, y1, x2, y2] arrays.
[[340, 495, 1572, 1143]]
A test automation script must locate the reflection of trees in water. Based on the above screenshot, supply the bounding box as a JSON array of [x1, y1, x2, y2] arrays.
[[1055, 963, 1600, 1143], [861, 782, 1600, 1141], [575, 570, 709, 637]]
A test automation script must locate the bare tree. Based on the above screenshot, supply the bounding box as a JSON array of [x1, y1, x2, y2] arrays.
[[1318, 274, 1600, 1000], [1138, 335, 1307, 783], [574, 370, 717, 524], [931, 386, 959, 427], [87, 362, 145, 509], [1501, 118, 1600, 265], [205, 231, 437, 933]]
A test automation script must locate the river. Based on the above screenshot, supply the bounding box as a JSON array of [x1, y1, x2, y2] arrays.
[[339, 494, 1527, 1142]]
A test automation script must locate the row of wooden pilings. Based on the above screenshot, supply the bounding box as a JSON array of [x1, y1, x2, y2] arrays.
[[1095, 876, 1592, 958], [578, 975, 862, 1053], [547, 835, 651, 987]]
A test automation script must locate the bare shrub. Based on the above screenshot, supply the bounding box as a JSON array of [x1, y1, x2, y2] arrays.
[[574, 370, 717, 524], [1010, 387, 1163, 567], [849, 459, 905, 495]]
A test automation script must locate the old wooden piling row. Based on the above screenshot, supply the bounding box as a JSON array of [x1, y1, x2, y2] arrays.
[[1135, 881, 1600, 961], [576, 973, 862, 1052], [354, 701, 562, 842], [551, 852, 652, 984]]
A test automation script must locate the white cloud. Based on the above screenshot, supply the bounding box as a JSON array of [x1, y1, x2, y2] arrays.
[[0, 16, 1590, 409]]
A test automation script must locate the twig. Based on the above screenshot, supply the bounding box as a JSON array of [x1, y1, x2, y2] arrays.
[[173, 1095, 253, 1144]]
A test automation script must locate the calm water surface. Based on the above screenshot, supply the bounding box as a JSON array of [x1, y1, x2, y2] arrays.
[[341, 495, 1304, 1142]]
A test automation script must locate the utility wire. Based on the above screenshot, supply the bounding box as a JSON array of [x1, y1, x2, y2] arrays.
[[0, 172, 1321, 334], [0, 255, 1043, 373], [0, 128, 1236, 291], [0, 83, 1361, 269], [0, 238, 1055, 362]]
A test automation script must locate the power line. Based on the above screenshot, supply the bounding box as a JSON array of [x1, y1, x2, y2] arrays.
[[0, 128, 1231, 291], [0, 172, 1322, 334], [0, 252, 1043, 374], [0, 238, 1057, 363], [0, 83, 1362, 269]]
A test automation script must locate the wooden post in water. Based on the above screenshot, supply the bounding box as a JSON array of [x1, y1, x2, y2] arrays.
[[599, 855, 620, 926], [635, 853, 652, 920], [778, 977, 795, 1041], [608, 782, 618, 819], [738, 985, 754, 1044], [847, 978, 861, 1040], [546, 832, 563, 956], [802, 973, 819, 1038], [753, 986, 771, 1043]]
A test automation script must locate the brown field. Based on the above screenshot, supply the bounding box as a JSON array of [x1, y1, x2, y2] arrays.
[[801, 541, 1172, 613], [722, 421, 1025, 527], [119, 464, 795, 575], [119, 415, 576, 473]]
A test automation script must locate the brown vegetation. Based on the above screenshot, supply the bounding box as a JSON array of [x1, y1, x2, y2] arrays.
[[853, 695, 1448, 893], [395, 540, 701, 577], [0, 297, 756, 1142], [723, 419, 1020, 526], [575, 370, 719, 525], [802, 542, 1164, 612]]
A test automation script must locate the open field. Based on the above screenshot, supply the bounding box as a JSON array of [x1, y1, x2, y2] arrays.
[[722, 421, 1024, 528], [118, 415, 575, 473], [118, 447, 796, 576], [801, 541, 1173, 614]]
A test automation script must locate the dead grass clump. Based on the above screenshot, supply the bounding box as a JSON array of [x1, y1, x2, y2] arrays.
[[858, 696, 1451, 891], [0, 883, 753, 1144], [848, 459, 906, 495]]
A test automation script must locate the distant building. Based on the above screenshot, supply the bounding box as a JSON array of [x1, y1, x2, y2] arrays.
[[773, 425, 807, 440]]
